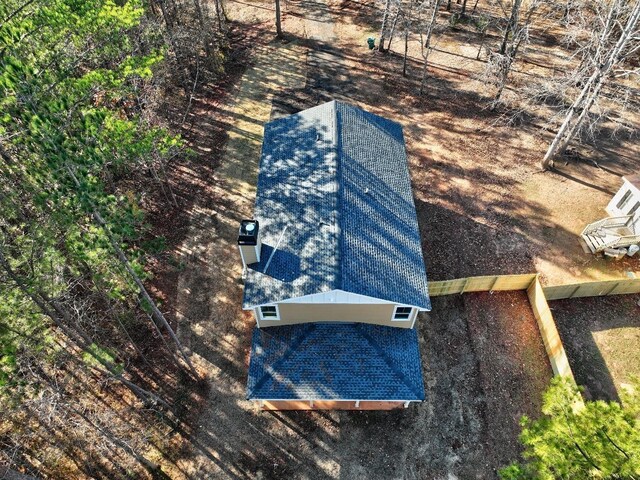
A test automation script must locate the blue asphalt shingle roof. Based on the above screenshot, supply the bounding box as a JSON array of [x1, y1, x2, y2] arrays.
[[243, 101, 430, 310], [246, 323, 425, 401]]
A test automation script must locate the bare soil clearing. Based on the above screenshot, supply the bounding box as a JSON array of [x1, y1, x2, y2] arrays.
[[148, 0, 638, 476], [550, 294, 640, 402], [464, 291, 552, 470]]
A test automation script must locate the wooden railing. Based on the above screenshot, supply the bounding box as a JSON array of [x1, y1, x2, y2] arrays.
[[581, 215, 633, 236], [600, 234, 640, 250]]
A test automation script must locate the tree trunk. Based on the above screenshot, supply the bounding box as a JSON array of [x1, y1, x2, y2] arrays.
[[275, 0, 283, 37], [402, 27, 409, 76], [492, 36, 522, 107], [154, 0, 174, 30], [500, 0, 521, 55], [192, 0, 213, 58], [213, 0, 225, 34], [419, 0, 443, 94], [379, 0, 393, 52], [461, 0, 468, 15], [476, 29, 486, 59], [387, 8, 400, 51]]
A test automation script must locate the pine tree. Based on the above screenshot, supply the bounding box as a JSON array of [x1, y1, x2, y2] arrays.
[[501, 376, 640, 479]]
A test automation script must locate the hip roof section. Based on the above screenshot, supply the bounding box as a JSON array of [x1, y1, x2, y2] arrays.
[[243, 100, 430, 310], [246, 323, 426, 401]]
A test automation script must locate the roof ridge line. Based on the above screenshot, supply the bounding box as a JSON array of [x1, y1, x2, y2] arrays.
[[248, 324, 316, 397], [333, 100, 344, 291], [354, 324, 423, 400]]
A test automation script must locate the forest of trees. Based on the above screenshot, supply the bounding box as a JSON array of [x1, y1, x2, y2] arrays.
[[377, 0, 640, 167], [0, 0, 228, 476], [1, 0, 639, 476]]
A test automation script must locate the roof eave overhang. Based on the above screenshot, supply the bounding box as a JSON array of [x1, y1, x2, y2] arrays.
[[246, 396, 424, 402], [242, 288, 431, 311]]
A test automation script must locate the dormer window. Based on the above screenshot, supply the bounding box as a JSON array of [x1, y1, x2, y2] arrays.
[[392, 306, 412, 321], [259, 305, 280, 320], [616, 190, 632, 210]]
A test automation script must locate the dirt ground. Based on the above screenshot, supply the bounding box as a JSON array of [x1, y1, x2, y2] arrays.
[[148, 0, 638, 476], [464, 291, 552, 467], [550, 294, 640, 403]]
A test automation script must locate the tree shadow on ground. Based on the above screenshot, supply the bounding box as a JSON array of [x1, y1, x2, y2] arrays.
[[550, 294, 640, 403], [414, 161, 581, 280], [463, 290, 553, 471]]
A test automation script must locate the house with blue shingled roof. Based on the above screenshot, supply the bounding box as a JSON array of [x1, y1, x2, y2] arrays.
[[238, 100, 430, 410]]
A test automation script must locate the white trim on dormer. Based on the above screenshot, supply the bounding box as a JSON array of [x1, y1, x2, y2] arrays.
[[410, 308, 420, 329], [391, 306, 413, 321], [607, 177, 640, 217], [279, 290, 395, 305], [258, 304, 280, 321], [243, 289, 429, 311]]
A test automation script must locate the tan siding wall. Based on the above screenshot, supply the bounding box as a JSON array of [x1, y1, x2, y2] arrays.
[[258, 303, 414, 328]]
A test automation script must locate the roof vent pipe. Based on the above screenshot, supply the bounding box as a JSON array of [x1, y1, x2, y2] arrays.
[[238, 220, 261, 269]]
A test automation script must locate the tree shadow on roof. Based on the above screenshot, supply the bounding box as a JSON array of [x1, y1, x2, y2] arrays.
[[248, 244, 301, 283]]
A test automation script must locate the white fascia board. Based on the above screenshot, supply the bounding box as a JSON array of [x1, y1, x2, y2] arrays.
[[279, 290, 396, 304], [244, 289, 426, 310]]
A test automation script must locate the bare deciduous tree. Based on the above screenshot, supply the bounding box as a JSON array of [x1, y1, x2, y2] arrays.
[[500, 0, 523, 54], [379, 0, 393, 51], [419, 0, 444, 94], [482, 0, 543, 108], [542, 0, 640, 168], [386, 4, 402, 50]]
